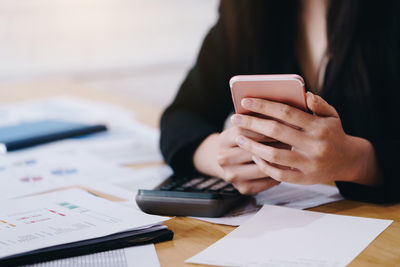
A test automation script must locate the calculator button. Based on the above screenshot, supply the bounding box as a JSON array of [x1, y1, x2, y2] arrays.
[[222, 185, 239, 194], [208, 180, 230, 192], [181, 177, 206, 189], [195, 177, 220, 190]]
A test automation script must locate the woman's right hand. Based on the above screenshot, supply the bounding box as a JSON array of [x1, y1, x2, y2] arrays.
[[193, 126, 280, 195]]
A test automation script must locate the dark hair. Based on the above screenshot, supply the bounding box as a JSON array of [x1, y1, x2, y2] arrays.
[[219, 0, 400, 136]]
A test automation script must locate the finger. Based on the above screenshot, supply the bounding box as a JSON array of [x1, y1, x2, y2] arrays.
[[221, 126, 276, 147], [222, 164, 266, 183], [252, 156, 302, 183], [233, 178, 280, 195], [236, 136, 305, 169], [306, 92, 339, 118], [240, 97, 315, 130], [231, 114, 309, 149], [217, 147, 253, 166]]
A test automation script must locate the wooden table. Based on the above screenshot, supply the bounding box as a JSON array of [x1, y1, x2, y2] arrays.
[[1, 80, 400, 266]]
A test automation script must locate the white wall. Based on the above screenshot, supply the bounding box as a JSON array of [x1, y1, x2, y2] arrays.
[[0, 0, 218, 107], [0, 0, 218, 79]]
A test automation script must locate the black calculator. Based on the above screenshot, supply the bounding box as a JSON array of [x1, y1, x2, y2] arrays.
[[136, 175, 248, 217]]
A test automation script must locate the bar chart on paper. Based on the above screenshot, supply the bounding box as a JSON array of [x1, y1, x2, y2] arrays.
[[0, 189, 168, 259], [0, 150, 139, 200]]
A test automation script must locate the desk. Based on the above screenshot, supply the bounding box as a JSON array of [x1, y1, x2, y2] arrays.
[[1, 80, 400, 266]]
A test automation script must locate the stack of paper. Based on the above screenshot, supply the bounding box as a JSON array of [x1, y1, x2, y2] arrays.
[[0, 96, 163, 165], [0, 189, 170, 265], [0, 97, 174, 265], [0, 149, 149, 200]]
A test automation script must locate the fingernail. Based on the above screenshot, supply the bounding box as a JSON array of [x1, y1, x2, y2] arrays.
[[231, 114, 243, 125], [241, 98, 253, 108], [236, 136, 246, 146]]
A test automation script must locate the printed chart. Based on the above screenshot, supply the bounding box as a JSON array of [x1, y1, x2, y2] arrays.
[[0, 189, 166, 259]]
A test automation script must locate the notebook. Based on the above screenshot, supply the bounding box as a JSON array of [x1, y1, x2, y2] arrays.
[[0, 119, 107, 152]]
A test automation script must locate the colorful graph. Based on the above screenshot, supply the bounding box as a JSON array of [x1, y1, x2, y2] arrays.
[[59, 202, 79, 209], [13, 159, 37, 167], [51, 168, 78, 176], [19, 176, 43, 183], [48, 209, 66, 217], [11, 209, 60, 225], [0, 220, 16, 228], [57, 202, 118, 223], [25, 159, 37, 165], [16, 212, 52, 224], [58, 202, 88, 212]]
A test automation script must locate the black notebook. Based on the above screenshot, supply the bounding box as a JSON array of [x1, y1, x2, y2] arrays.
[[0, 228, 173, 266]]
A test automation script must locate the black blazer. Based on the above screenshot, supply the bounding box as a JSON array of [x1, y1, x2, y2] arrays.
[[160, 1, 400, 203]]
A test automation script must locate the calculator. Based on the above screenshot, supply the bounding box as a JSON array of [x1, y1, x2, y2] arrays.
[[136, 175, 248, 217]]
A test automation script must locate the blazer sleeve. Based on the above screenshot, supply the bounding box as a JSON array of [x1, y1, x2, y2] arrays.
[[336, 79, 400, 204], [160, 4, 234, 175], [336, 139, 400, 204]]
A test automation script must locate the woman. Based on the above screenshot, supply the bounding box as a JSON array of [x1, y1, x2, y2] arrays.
[[160, 0, 400, 203]]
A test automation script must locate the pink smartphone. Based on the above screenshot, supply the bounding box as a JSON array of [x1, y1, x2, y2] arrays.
[[230, 74, 308, 114]]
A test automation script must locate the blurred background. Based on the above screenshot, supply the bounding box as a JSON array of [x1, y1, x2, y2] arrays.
[[0, 0, 218, 108]]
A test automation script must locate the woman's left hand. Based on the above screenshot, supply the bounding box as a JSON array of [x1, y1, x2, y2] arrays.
[[231, 92, 367, 185]]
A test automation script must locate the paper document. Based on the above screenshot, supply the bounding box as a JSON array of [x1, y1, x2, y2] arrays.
[[187, 205, 392, 267], [194, 183, 343, 226], [30, 123, 163, 165], [52, 128, 163, 165], [24, 245, 160, 267], [0, 96, 135, 130], [0, 96, 163, 165], [0, 189, 168, 259], [0, 150, 140, 200], [85, 165, 173, 202]]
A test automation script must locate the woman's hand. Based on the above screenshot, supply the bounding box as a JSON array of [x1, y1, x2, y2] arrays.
[[193, 127, 280, 194], [230, 92, 381, 186]]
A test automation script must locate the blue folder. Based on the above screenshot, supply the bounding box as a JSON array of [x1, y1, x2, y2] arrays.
[[0, 119, 107, 152]]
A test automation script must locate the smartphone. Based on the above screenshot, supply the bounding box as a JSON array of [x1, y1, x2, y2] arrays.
[[230, 74, 308, 114]]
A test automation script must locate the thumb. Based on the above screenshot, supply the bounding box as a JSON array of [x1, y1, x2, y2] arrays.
[[306, 92, 339, 118]]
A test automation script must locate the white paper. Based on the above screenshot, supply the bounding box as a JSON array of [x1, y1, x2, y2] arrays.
[[112, 166, 171, 191], [25, 120, 164, 165], [0, 150, 141, 200], [0, 96, 136, 130], [187, 205, 392, 267], [0, 96, 164, 165], [0, 189, 168, 259], [124, 245, 161, 267], [24, 245, 160, 267], [193, 183, 343, 226], [54, 128, 163, 165], [81, 164, 172, 202]]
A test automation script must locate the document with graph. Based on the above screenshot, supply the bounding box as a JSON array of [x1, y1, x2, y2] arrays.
[[0, 189, 169, 264], [0, 150, 139, 200]]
